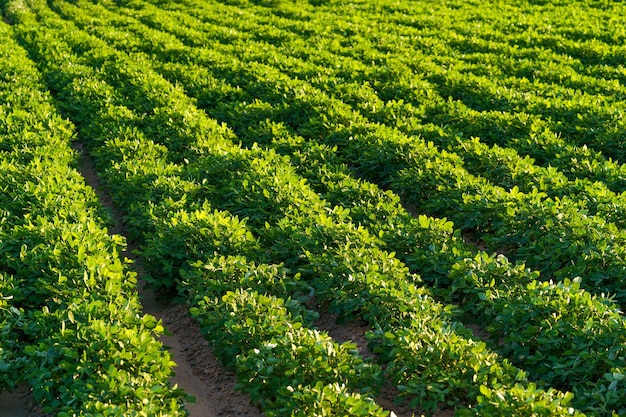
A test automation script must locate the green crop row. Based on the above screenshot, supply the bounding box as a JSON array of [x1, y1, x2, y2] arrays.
[[300, 0, 626, 165], [7, 0, 617, 412], [0, 17, 189, 416], [271, 135, 626, 413], [47, 0, 622, 204], [4, 0, 588, 413], [187, 257, 388, 416], [129, 0, 625, 213], [177, 77, 626, 415], [116, 2, 626, 307]]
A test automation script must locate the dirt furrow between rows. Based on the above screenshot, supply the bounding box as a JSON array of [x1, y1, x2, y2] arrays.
[[314, 309, 455, 417], [0, 385, 45, 417], [71, 143, 263, 417]]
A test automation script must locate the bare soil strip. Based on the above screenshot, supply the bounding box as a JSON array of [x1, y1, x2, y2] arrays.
[[0, 384, 46, 417], [71, 143, 263, 417], [465, 323, 491, 343], [314, 310, 455, 417]]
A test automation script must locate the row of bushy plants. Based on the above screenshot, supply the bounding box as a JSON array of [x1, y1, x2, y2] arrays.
[[0, 17, 189, 416], [43, 1, 626, 413], [4, 2, 394, 415], [118, 0, 626, 191], [9, 0, 626, 412]]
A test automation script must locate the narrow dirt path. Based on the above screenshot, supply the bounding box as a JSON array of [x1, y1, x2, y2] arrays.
[[71, 143, 263, 417], [315, 310, 455, 417], [0, 385, 45, 417]]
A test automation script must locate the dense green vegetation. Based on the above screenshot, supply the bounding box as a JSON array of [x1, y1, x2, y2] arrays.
[[0, 17, 189, 416], [2, 0, 626, 415]]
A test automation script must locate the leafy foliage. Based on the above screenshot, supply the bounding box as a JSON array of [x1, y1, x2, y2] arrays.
[[5, 0, 626, 414], [0, 17, 188, 416]]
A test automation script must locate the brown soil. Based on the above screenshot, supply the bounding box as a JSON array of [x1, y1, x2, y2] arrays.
[[142, 293, 263, 417], [465, 323, 491, 343], [315, 310, 455, 417], [0, 385, 47, 417]]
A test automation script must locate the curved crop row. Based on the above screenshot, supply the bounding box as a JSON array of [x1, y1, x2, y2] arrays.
[[142, 14, 626, 305], [7, 0, 624, 412], [186, 257, 387, 416], [4, 3, 393, 415]]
